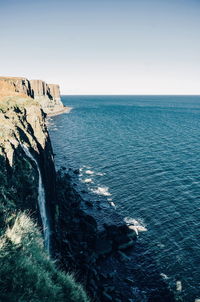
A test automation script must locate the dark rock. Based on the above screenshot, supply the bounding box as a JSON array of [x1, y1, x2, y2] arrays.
[[95, 238, 112, 256], [73, 169, 80, 174], [102, 291, 113, 301], [125, 278, 135, 285]]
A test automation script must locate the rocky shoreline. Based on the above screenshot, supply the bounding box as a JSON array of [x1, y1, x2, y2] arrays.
[[52, 168, 177, 302], [0, 77, 178, 301], [48, 106, 73, 117]]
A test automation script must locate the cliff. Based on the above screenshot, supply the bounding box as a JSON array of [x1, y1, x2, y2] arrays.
[[0, 76, 64, 114], [0, 96, 138, 301], [30, 80, 64, 114], [0, 76, 33, 98], [0, 96, 89, 302], [0, 83, 176, 302]]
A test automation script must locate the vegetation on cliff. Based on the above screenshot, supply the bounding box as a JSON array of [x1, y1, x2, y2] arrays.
[[0, 96, 89, 302], [0, 213, 89, 302]]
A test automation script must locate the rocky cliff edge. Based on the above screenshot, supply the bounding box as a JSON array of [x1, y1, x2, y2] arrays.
[[0, 76, 65, 114]]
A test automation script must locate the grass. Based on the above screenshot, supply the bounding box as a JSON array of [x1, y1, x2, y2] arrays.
[[0, 213, 89, 302], [0, 96, 38, 113]]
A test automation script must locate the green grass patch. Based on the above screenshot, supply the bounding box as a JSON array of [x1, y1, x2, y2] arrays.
[[0, 213, 89, 302]]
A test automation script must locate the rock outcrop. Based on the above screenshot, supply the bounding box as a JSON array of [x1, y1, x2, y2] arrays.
[[0, 96, 89, 302], [0, 76, 33, 98], [0, 76, 64, 114], [30, 80, 64, 114], [0, 96, 56, 236]]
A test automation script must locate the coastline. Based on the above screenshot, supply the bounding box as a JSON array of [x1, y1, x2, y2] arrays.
[[48, 106, 73, 117], [49, 105, 177, 302], [0, 79, 177, 302]]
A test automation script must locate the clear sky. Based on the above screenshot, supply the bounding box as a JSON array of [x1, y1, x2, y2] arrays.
[[0, 0, 200, 95]]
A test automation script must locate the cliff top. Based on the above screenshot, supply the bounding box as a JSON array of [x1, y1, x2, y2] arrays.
[[0, 76, 63, 114], [0, 76, 27, 80], [0, 96, 39, 112], [0, 82, 28, 100]]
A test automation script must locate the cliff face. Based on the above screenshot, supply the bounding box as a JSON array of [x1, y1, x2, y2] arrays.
[[0, 77, 33, 98], [0, 76, 64, 114], [0, 95, 89, 302], [0, 96, 56, 230], [30, 80, 64, 114]]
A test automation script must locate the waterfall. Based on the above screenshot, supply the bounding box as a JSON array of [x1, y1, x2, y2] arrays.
[[22, 145, 50, 252]]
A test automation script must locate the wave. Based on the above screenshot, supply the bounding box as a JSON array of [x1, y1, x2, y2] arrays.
[[85, 170, 94, 175], [80, 166, 105, 177], [160, 273, 169, 280], [109, 201, 116, 208], [124, 217, 147, 235], [91, 186, 111, 197], [96, 172, 105, 176], [82, 178, 93, 183]]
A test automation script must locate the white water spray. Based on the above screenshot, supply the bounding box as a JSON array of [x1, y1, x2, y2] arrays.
[[22, 145, 50, 252]]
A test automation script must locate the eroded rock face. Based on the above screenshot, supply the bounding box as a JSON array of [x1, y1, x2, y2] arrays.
[[49, 84, 60, 102], [30, 80, 64, 114], [0, 76, 64, 114], [0, 77, 33, 98], [0, 97, 56, 247]]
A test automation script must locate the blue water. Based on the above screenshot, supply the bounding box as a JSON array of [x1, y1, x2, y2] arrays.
[[49, 95, 200, 302]]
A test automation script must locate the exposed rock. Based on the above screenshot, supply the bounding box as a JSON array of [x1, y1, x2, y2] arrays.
[[0, 96, 56, 248], [102, 291, 113, 301], [0, 76, 64, 115], [30, 80, 64, 114], [0, 77, 33, 98]]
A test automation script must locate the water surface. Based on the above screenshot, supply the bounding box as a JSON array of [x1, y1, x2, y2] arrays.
[[49, 95, 200, 301]]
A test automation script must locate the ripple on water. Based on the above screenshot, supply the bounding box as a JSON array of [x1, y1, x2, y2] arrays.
[[49, 95, 200, 301]]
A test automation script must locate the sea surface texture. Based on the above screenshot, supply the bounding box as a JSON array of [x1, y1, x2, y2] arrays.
[[49, 95, 200, 302]]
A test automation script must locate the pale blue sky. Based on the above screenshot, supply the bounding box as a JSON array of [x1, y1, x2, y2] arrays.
[[0, 0, 200, 94]]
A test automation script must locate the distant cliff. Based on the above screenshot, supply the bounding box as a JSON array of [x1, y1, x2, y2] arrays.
[[0, 76, 64, 114], [30, 80, 64, 114]]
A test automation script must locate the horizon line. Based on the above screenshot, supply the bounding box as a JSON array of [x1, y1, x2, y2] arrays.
[[61, 94, 200, 96]]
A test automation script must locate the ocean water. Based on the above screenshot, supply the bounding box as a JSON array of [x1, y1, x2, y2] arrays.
[[49, 95, 200, 301]]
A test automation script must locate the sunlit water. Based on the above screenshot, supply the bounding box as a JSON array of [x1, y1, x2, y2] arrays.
[[49, 95, 200, 301]]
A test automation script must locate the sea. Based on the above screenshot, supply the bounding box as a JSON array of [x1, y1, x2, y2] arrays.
[[49, 95, 200, 302]]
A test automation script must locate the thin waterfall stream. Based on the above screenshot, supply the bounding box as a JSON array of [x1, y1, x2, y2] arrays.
[[22, 145, 50, 252]]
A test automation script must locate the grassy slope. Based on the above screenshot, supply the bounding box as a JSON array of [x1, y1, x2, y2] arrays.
[[0, 214, 89, 302]]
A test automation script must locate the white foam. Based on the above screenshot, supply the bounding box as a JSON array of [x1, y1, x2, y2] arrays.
[[160, 273, 169, 280], [110, 201, 116, 208], [91, 186, 111, 196], [96, 172, 105, 176], [124, 217, 147, 234], [128, 225, 139, 235], [80, 166, 91, 172], [85, 170, 94, 175], [157, 243, 165, 248], [176, 281, 182, 292], [83, 178, 93, 183]]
